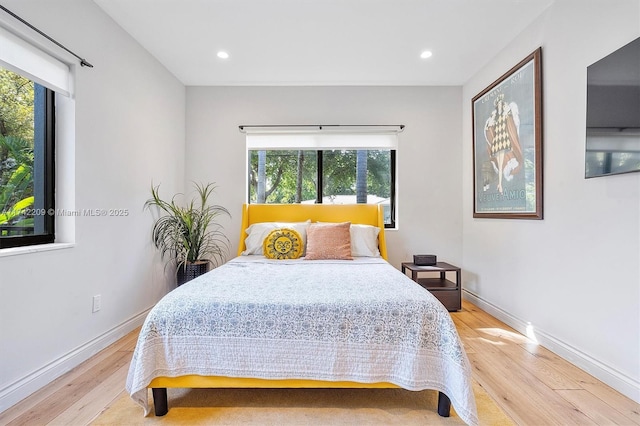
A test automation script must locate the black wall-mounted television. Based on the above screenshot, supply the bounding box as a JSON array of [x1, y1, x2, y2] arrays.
[[585, 36, 640, 178]]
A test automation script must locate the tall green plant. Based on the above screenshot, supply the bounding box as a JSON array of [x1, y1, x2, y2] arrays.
[[144, 182, 231, 270]]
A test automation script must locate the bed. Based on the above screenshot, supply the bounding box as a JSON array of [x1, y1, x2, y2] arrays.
[[126, 203, 478, 425]]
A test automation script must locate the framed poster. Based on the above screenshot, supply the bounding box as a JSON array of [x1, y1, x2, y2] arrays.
[[472, 48, 543, 219]]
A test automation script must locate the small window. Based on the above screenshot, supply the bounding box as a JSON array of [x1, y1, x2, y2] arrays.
[[0, 67, 55, 248], [245, 128, 398, 228]]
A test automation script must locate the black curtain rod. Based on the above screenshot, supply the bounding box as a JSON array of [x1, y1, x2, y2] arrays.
[[239, 124, 405, 131], [0, 4, 93, 68]]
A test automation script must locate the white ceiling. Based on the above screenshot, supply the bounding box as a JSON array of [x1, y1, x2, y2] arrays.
[[93, 0, 555, 86]]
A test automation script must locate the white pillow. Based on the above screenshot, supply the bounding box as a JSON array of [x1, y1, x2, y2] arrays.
[[350, 224, 380, 257], [242, 220, 311, 255]]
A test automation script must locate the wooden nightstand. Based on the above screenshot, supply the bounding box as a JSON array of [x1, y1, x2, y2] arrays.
[[401, 262, 461, 311]]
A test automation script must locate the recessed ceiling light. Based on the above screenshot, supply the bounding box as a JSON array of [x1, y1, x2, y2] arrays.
[[420, 50, 433, 59], [217, 51, 229, 59]]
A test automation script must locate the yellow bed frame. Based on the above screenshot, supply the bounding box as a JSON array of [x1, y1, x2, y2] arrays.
[[236, 203, 387, 259], [148, 204, 450, 417]]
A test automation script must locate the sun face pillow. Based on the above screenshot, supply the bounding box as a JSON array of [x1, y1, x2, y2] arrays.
[[263, 228, 303, 259], [242, 220, 310, 255]]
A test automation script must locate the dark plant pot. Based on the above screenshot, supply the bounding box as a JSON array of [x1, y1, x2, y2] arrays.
[[176, 261, 210, 286]]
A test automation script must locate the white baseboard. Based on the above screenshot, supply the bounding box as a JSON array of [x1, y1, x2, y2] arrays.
[[463, 291, 640, 404], [0, 309, 150, 414]]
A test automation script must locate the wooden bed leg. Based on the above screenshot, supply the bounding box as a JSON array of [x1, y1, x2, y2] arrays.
[[152, 388, 168, 416], [437, 391, 451, 417]]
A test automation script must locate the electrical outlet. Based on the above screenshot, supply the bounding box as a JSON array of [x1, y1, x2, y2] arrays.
[[92, 295, 101, 313]]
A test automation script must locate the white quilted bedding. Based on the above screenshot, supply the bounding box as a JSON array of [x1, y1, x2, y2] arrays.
[[125, 256, 478, 425]]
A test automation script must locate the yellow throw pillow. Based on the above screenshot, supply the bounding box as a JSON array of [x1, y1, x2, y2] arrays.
[[263, 228, 303, 259]]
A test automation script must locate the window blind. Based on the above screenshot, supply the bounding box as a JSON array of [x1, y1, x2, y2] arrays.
[[244, 126, 400, 150], [0, 25, 71, 96]]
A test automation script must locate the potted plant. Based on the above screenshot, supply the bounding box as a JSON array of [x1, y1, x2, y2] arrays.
[[144, 182, 231, 286]]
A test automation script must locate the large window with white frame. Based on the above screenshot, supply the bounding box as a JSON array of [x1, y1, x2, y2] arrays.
[[245, 126, 399, 228]]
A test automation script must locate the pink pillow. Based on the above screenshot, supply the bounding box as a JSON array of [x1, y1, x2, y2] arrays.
[[305, 222, 353, 260]]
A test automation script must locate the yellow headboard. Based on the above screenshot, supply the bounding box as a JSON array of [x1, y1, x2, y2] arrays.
[[237, 203, 388, 260]]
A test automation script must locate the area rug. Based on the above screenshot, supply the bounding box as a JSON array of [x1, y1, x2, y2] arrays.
[[92, 380, 513, 425]]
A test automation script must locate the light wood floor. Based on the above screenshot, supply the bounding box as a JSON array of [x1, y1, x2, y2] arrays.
[[1, 300, 638, 425]]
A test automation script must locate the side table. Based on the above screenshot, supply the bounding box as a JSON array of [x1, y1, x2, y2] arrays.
[[401, 262, 461, 311]]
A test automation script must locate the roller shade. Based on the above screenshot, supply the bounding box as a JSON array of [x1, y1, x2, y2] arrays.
[[0, 25, 71, 96], [244, 126, 400, 150]]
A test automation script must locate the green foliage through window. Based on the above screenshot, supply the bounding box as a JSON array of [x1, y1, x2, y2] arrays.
[[0, 66, 55, 247], [248, 149, 395, 227]]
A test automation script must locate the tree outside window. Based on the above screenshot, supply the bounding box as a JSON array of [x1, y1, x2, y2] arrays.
[[248, 148, 395, 227], [0, 66, 55, 247]]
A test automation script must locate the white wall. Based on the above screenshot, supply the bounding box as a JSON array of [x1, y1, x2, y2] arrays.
[[0, 0, 185, 411], [3, 0, 637, 414], [462, 0, 640, 402], [185, 86, 463, 268]]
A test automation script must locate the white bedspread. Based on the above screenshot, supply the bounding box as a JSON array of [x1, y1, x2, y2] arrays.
[[126, 256, 478, 425]]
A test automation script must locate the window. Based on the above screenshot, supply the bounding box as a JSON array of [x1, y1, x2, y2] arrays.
[[245, 127, 398, 228], [0, 66, 55, 248], [0, 24, 67, 249]]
